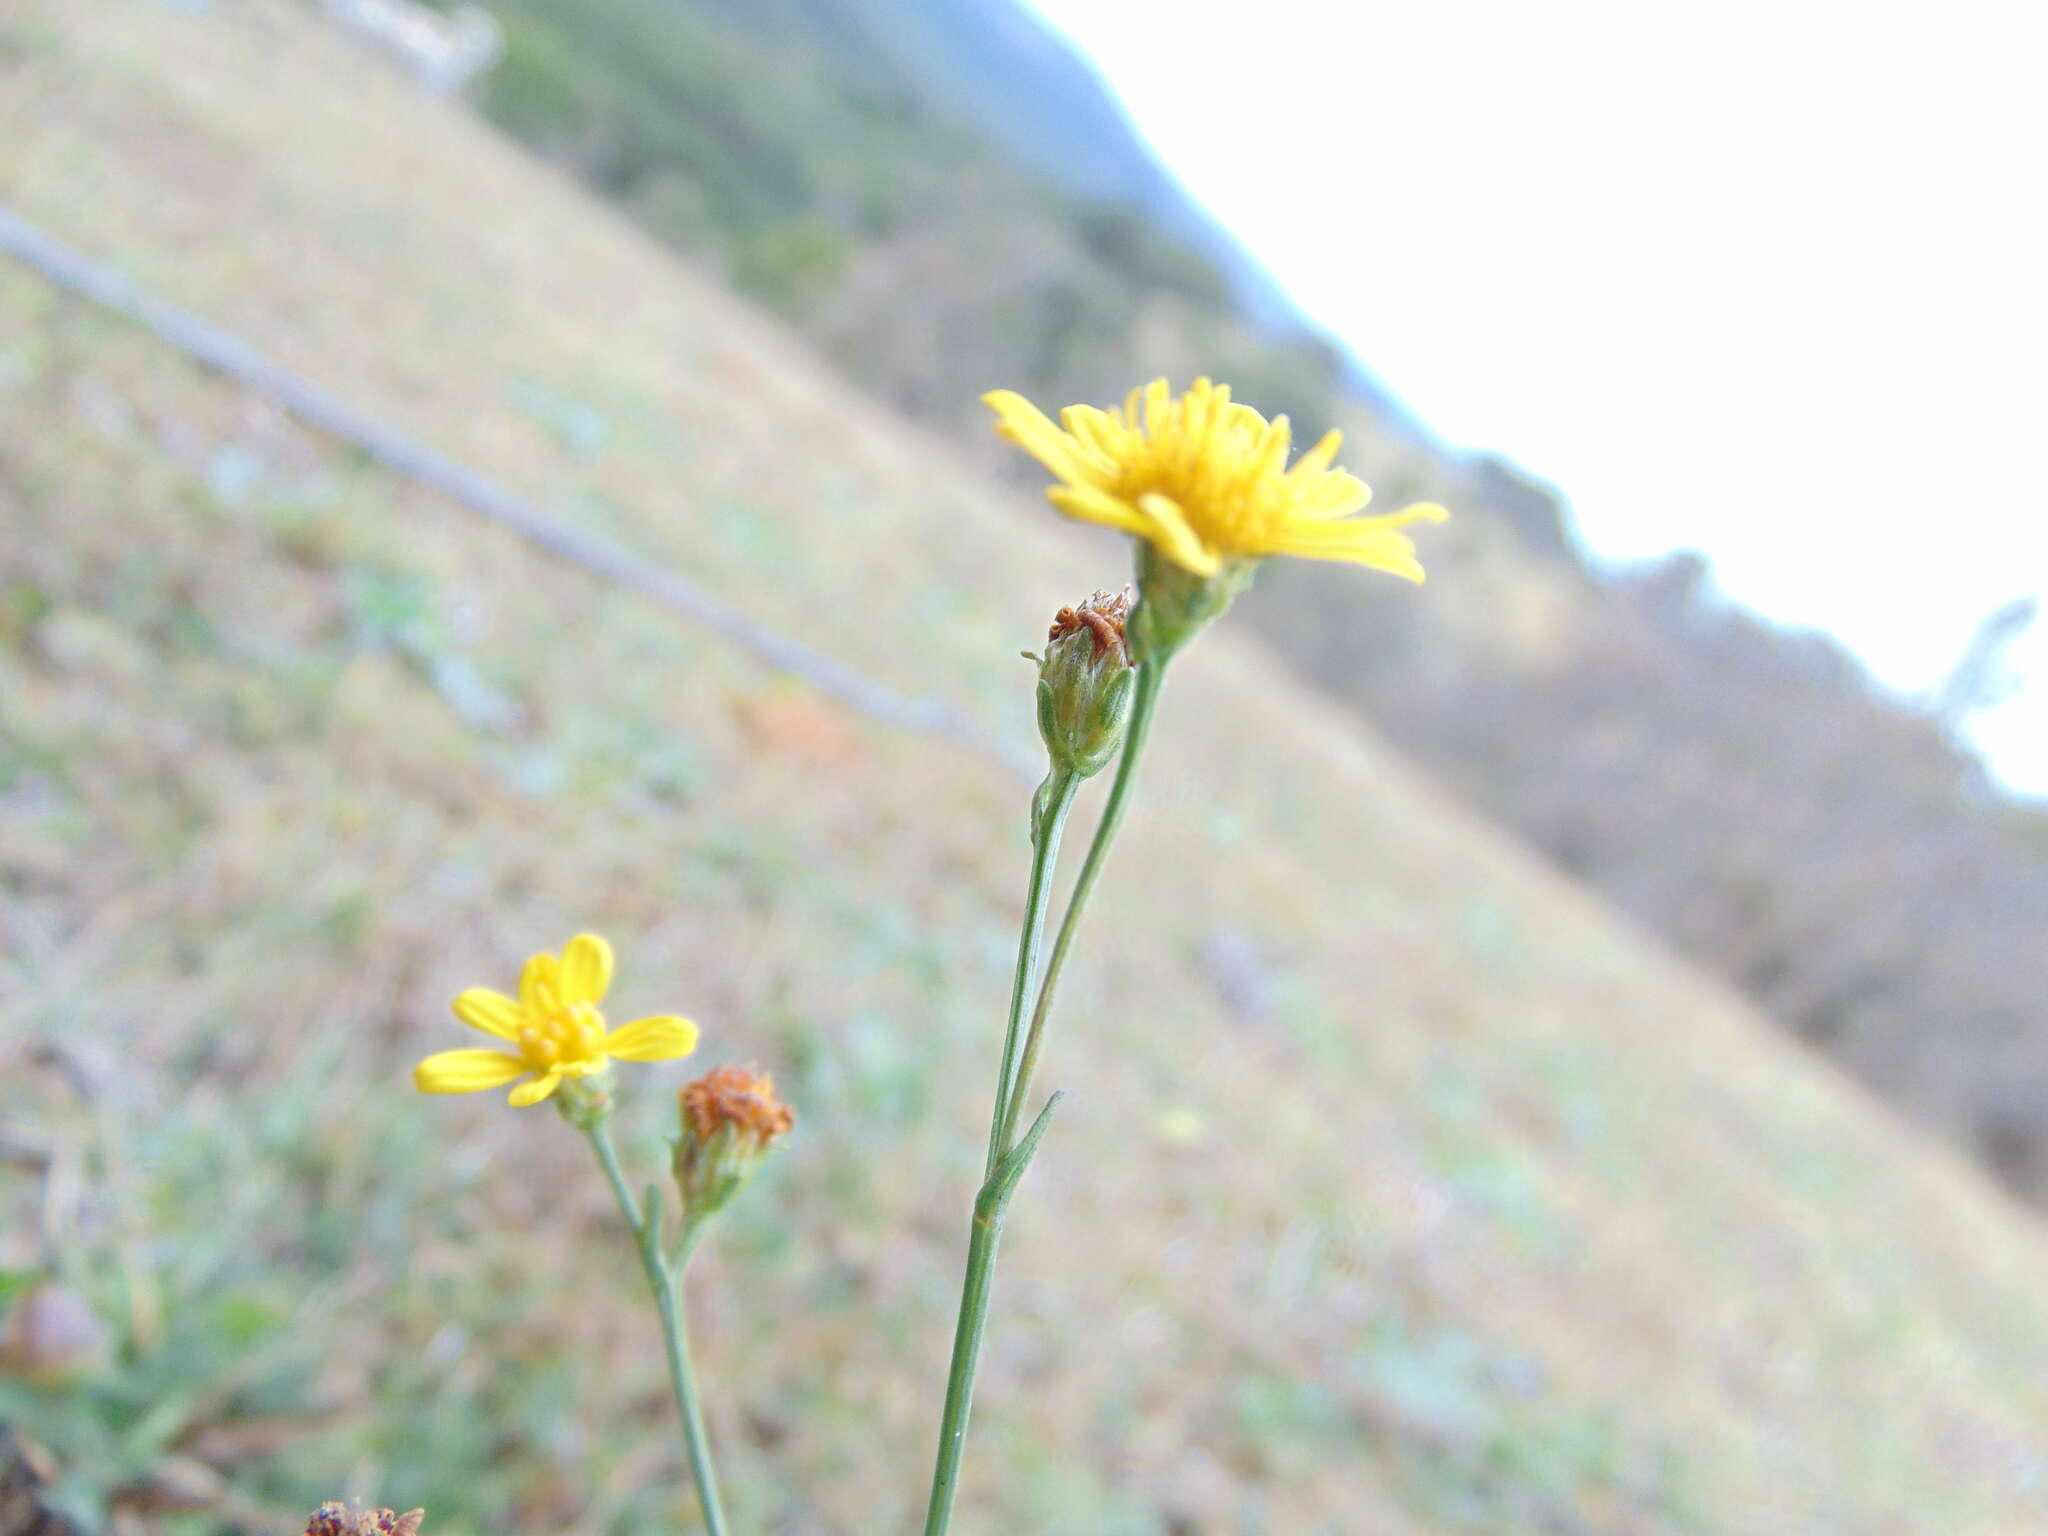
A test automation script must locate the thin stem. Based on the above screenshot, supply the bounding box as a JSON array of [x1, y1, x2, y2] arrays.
[[922, 660, 1167, 1536], [652, 1257, 726, 1536], [924, 1191, 1003, 1536], [997, 660, 1167, 1153], [921, 1096, 1062, 1536], [985, 770, 1080, 1177], [918, 770, 1079, 1536], [585, 1122, 731, 1536]]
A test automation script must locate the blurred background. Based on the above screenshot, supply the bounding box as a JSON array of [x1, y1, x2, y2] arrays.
[[2, 1, 2045, 1532]]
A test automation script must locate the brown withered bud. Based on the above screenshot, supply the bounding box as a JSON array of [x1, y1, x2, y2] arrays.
[[1047, 587, 1133, 662], [304, 1501, 425, 1536], [681, 1064, 796, 1145], [674, 1065, 795, 1225]]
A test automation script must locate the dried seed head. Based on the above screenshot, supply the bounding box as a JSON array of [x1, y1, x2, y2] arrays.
[[305, 1502, 425, 1536]]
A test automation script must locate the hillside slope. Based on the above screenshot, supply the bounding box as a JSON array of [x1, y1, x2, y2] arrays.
[[775, 0, 1321, 338], [4, 3, 2048, 1533], [449, 0, 2048, 1201]]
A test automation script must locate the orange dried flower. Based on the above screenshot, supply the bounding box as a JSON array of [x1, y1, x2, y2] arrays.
[[682, 1065, 795, 1145], [674, 1065, 794, 1223]]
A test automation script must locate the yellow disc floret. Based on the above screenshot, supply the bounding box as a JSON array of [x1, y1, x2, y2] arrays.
[[983, 377, 1446, 580], [414, 933, 698, 1107]]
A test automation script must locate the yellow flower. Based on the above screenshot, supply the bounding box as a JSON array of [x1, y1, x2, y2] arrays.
[[983, 377, 1447, 581], [414, 934, 698, 1107]]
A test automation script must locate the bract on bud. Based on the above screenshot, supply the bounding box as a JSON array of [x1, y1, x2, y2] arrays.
[[673, 1065, 795, 1224], [553, 1062, 617, 1129], [1032, 588, 1136, 778]]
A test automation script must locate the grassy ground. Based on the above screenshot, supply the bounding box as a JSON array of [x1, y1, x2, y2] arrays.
[[4, 3, 2048, 1532]]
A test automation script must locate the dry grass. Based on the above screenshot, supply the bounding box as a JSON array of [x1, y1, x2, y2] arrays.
[[4, 3, 2048, 1532]]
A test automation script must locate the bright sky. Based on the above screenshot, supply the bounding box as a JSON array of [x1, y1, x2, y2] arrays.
[[1022, 0, 2048, 796]]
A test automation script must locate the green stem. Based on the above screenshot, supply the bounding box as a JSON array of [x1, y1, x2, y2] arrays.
[[921, 1095, 1063, 1536], [585, 1122, 731, 1536], [986, 770, 1080, 1177], [922, 658, 1169, 1535], [997, 660, 1166, 1153], [917, 768, 1079, 1536]]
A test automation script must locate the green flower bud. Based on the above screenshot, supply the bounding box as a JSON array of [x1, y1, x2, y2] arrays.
[[552, 1062, 617, 1130], [1031, 589, 1136, 778], [1127, 544, 1257, 666]]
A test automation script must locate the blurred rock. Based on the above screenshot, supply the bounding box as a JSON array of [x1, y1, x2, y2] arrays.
[[0, 1283, 111, 1386]]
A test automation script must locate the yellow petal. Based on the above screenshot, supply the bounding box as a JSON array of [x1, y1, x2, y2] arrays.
[[559, 933, 614, 1006], [602, 1015, 700, 1063], [1139, 378, 1173, 438], [1060, 404, 1129, 459], [1222, 400, 1275, 452], [982, 391, 1113, 490], [450, 988, 522, 1040], [1364, 501, 1451, 529], [1134, 493, 1223, 576], [1047, 484, 1153, 536], [1267, 525, 1429, 582], [1273, 514, 1420, 546], [414, 1049, 529, 1094], [1250, 414, 1292, 477], [508, 1070, 563, 1107], [519, 951, 560, 1015], [1293, 472, 1375, 519], [1286, 429, 1344, 480]]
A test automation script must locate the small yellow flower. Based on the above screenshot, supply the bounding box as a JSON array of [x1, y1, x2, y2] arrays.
[[414, 934, 698, 1107], [983, 377, 1447, 581]]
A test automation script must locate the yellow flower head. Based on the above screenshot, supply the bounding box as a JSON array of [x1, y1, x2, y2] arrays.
[[414, 933, 698, 1107], [983, 378, 1447, 581]]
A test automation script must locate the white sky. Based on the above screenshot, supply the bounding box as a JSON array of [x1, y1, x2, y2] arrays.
[[1021, 0, 2048, 796]]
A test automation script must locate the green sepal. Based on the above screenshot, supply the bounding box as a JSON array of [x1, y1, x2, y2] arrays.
[[1128, 544, 1257, 665], [553, 1063, 618, 1129]]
